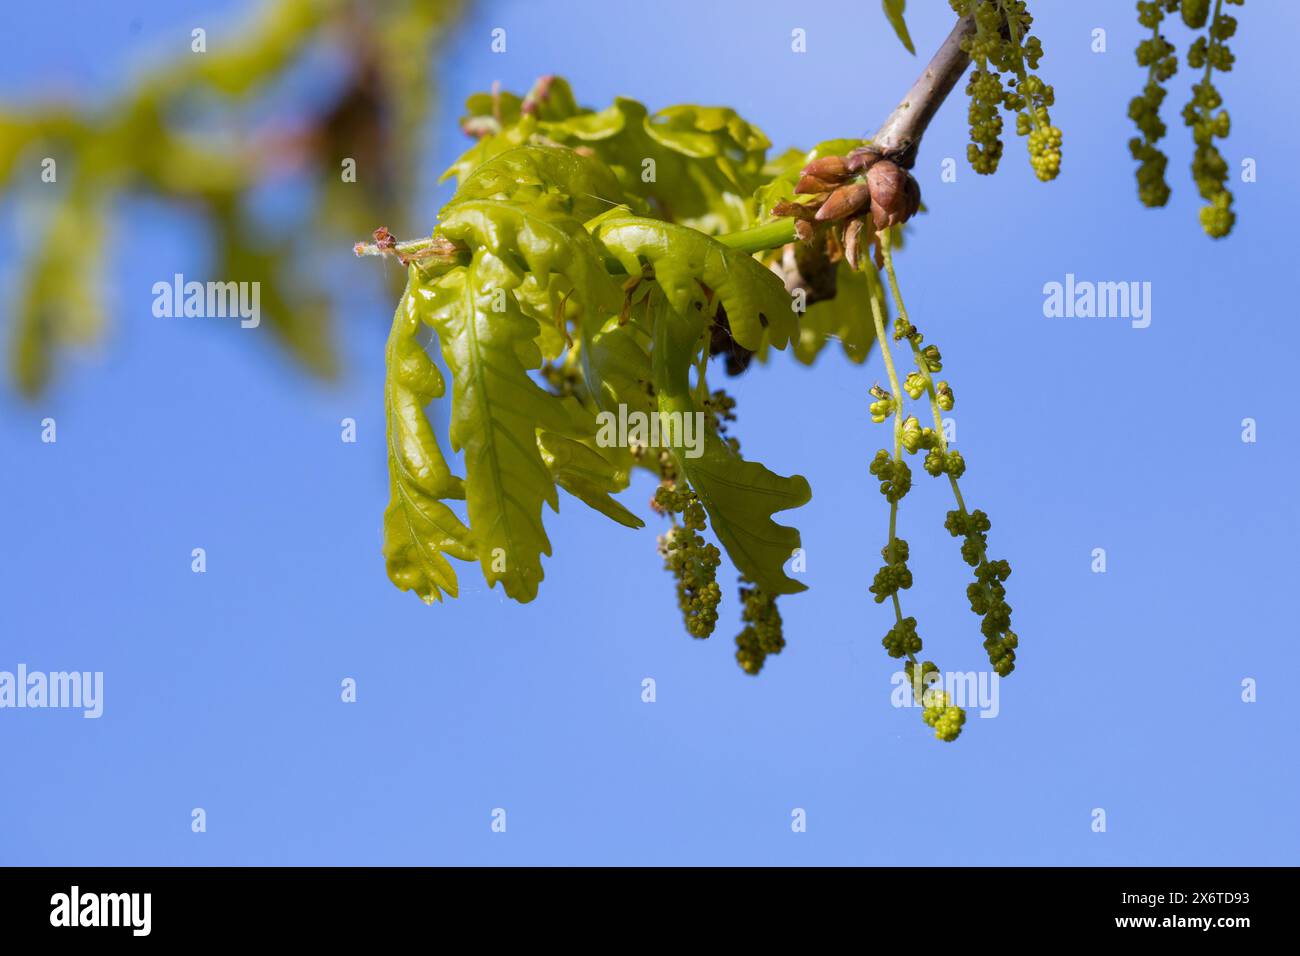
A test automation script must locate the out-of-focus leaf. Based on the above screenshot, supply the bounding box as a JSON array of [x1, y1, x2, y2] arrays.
[[882, 0, 916, 54], [212, 205, 337, 379], [172, 0, 328, 97], [10, 187, 108, 397], [792, 263, 879, 366], [4, 0, 467, 397]]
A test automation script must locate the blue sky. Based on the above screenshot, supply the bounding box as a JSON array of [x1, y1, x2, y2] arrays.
[[1, 0, 1297, 865]]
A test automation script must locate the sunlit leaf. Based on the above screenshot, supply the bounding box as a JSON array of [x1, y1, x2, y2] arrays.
[[382, 279, 475, 604]]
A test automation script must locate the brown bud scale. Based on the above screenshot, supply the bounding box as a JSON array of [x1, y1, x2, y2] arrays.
[[796, 174, 840, 195], [800, 155, 851, 184], [815, 183, 871, 222], [845, 146, 883, 174]]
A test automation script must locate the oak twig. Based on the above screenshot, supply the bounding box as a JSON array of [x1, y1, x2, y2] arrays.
[[872, 14, 977, 169]]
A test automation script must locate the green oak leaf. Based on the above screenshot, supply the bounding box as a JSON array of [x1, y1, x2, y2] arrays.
[[792, 263, 880, 366], [547, 98, 769, 233], [382, 278, 475, 604], [593, 214, 797, 352], [587, 319, 657, 416], [651, 298, 810, 596], [438, 197, 624, 340], [437, 194, 625, 407], [448, 84, 772, 234], [415, 250, 577, 602], [538, 430, 644, 530], [443, 144, 632, 222]]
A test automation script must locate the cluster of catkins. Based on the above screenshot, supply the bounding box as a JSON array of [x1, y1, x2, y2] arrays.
[[772, 147, 921, 270], [901, 660, 967, 742], [1129, 0, 1244, 237], [944, 510, 1019, 677], [654, 485, 722, 639], [866, 308, 1021, 739], [703, 389, 740, 456], [905, 320, 1019, 678], [951, 0, 1062, 181], [734, 580, 786, 676]]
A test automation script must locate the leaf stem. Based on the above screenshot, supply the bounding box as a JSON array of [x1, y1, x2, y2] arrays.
[[715, 218, 796, 254], [354, 231, 467, 268]]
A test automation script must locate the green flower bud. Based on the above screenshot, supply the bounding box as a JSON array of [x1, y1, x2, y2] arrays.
[[920, 344, 943, 372], [901, 416, 924, 453]]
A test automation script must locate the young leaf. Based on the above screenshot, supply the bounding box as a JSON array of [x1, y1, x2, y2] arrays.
[[212, 204, 338, 380], [443, 144, 631, 222], [882, 0, 916, 55], [438, 198, 624, 338], [382, 280, 475, 604], [537, 431, 644, 530], [792, 264, 879, 365], [593, 215, 798, 351], [416, 251, 578, 602], [587, 319, 657, 415], [550, 99, 770, 233], [651, 300, 811, 596], [449, 86, 772, 233], [438, 194, 628, 409]]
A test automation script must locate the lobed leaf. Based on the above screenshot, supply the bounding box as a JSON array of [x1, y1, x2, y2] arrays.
[[382, 278, 475, 604], [438, 198, 624, 330], [593, 215, 798, 351], [586, 319, 657, 416], [416, 251, 580, 602], [538, 431, 644, 530], [651, 299, 810, 596], [437, 193, 626, 406], [792, 264, 880, 366], [449, 86, 772, 233], [444, 144, 631, 222]]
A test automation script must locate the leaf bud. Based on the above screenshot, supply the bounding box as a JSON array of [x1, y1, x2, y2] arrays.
[[815, 183, 872, 222]]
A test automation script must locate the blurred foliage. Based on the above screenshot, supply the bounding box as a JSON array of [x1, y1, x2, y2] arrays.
[[0, 0, 465, 397]]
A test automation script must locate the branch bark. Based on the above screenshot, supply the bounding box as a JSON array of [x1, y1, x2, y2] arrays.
[[871, 14, 977, 168]]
